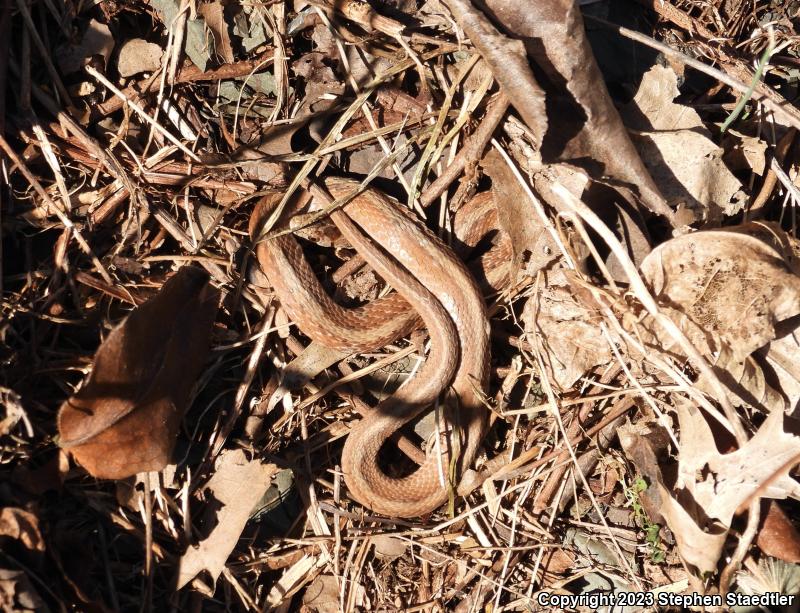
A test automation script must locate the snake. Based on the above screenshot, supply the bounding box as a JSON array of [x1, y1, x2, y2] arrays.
[[249, 177, 504, 517]]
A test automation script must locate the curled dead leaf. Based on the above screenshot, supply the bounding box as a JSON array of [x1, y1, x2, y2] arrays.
[[481, 149, 559, 282], [302, 574, 366, 613], [479, 0, 671, 221], [0, 508, 44, 553], [656, 400, 800, 575], [58, 267, 219, 480], [440, 0, 547, 149]]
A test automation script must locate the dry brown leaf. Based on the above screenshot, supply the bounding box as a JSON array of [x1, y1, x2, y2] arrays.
[[757, 501, 800, 564], [177, 449, 278, 589], [58, 267, 219, 479], [198, 1, 235, 64], [371, 534, 407, 561], [57, 18, 114, 75], [538, 548, 576, 582], [302, 574, 367, 612], [522, 274, 612, 391], [764, 331, 800, 416], [657, 400, 800, 574], [255, 54, 345, 155], [117, 39, 163, 78], [701, 346, 784, 411], [631, 225, 800, 411], [478, 0, 671, 221], [617, 419, 673, 525], [640, 228, 800, 362], [481, 148, 558, 280], [440, 0, 547, 149], [625, 65, 745, 219], [723, 129, 768, 176], [532, 162, 654, 274], [0, 508, 44, 552]]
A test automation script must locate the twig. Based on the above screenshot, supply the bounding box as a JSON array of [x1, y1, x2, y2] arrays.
[[96, 49, 275, 117], [533, 367, 622, 513], [769, 157, 800, 208], [142, 472, 154, 613], [8, 56, 140, 200], [85, 65, 202, 163], [0, 133, 113, 284], [421, 93, 509, 208], [15, 0, 74, 107], [719, 499, 760, 595]]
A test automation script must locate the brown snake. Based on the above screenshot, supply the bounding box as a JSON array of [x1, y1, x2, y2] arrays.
[[250, 177, 501, 517]]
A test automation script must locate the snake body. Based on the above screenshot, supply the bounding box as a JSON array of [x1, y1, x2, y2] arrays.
[[250, 178, 492, 517]]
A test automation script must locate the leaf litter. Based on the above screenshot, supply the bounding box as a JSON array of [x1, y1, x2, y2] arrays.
[[2, 0, 800, 610]]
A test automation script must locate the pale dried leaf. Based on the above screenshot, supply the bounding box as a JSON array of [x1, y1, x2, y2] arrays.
[[302, 574, 340, 613], [117, 39, 163, 78], [640, 229, 800, 361], [625, 65, 705, 131], [302, 574, 366, 612], [482, 149, 558, 279], [659, 400, 800, 574], [0, 569, 47, 613], [656, 483, 729, 575], [0, 508, 44, 552], [372, 534, 407, 561], [632, 227, 800, 411], [522, 279, 612, 391], [176, 449, 278, 589], [198, 1, 234, 64], [57, 19, 114, 75], [698, 346, 784, 411], [625, 66, 745, 217], [764, 331, 800, 415], [676, 403, 800, 522], [724, 130, 768, 175]]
